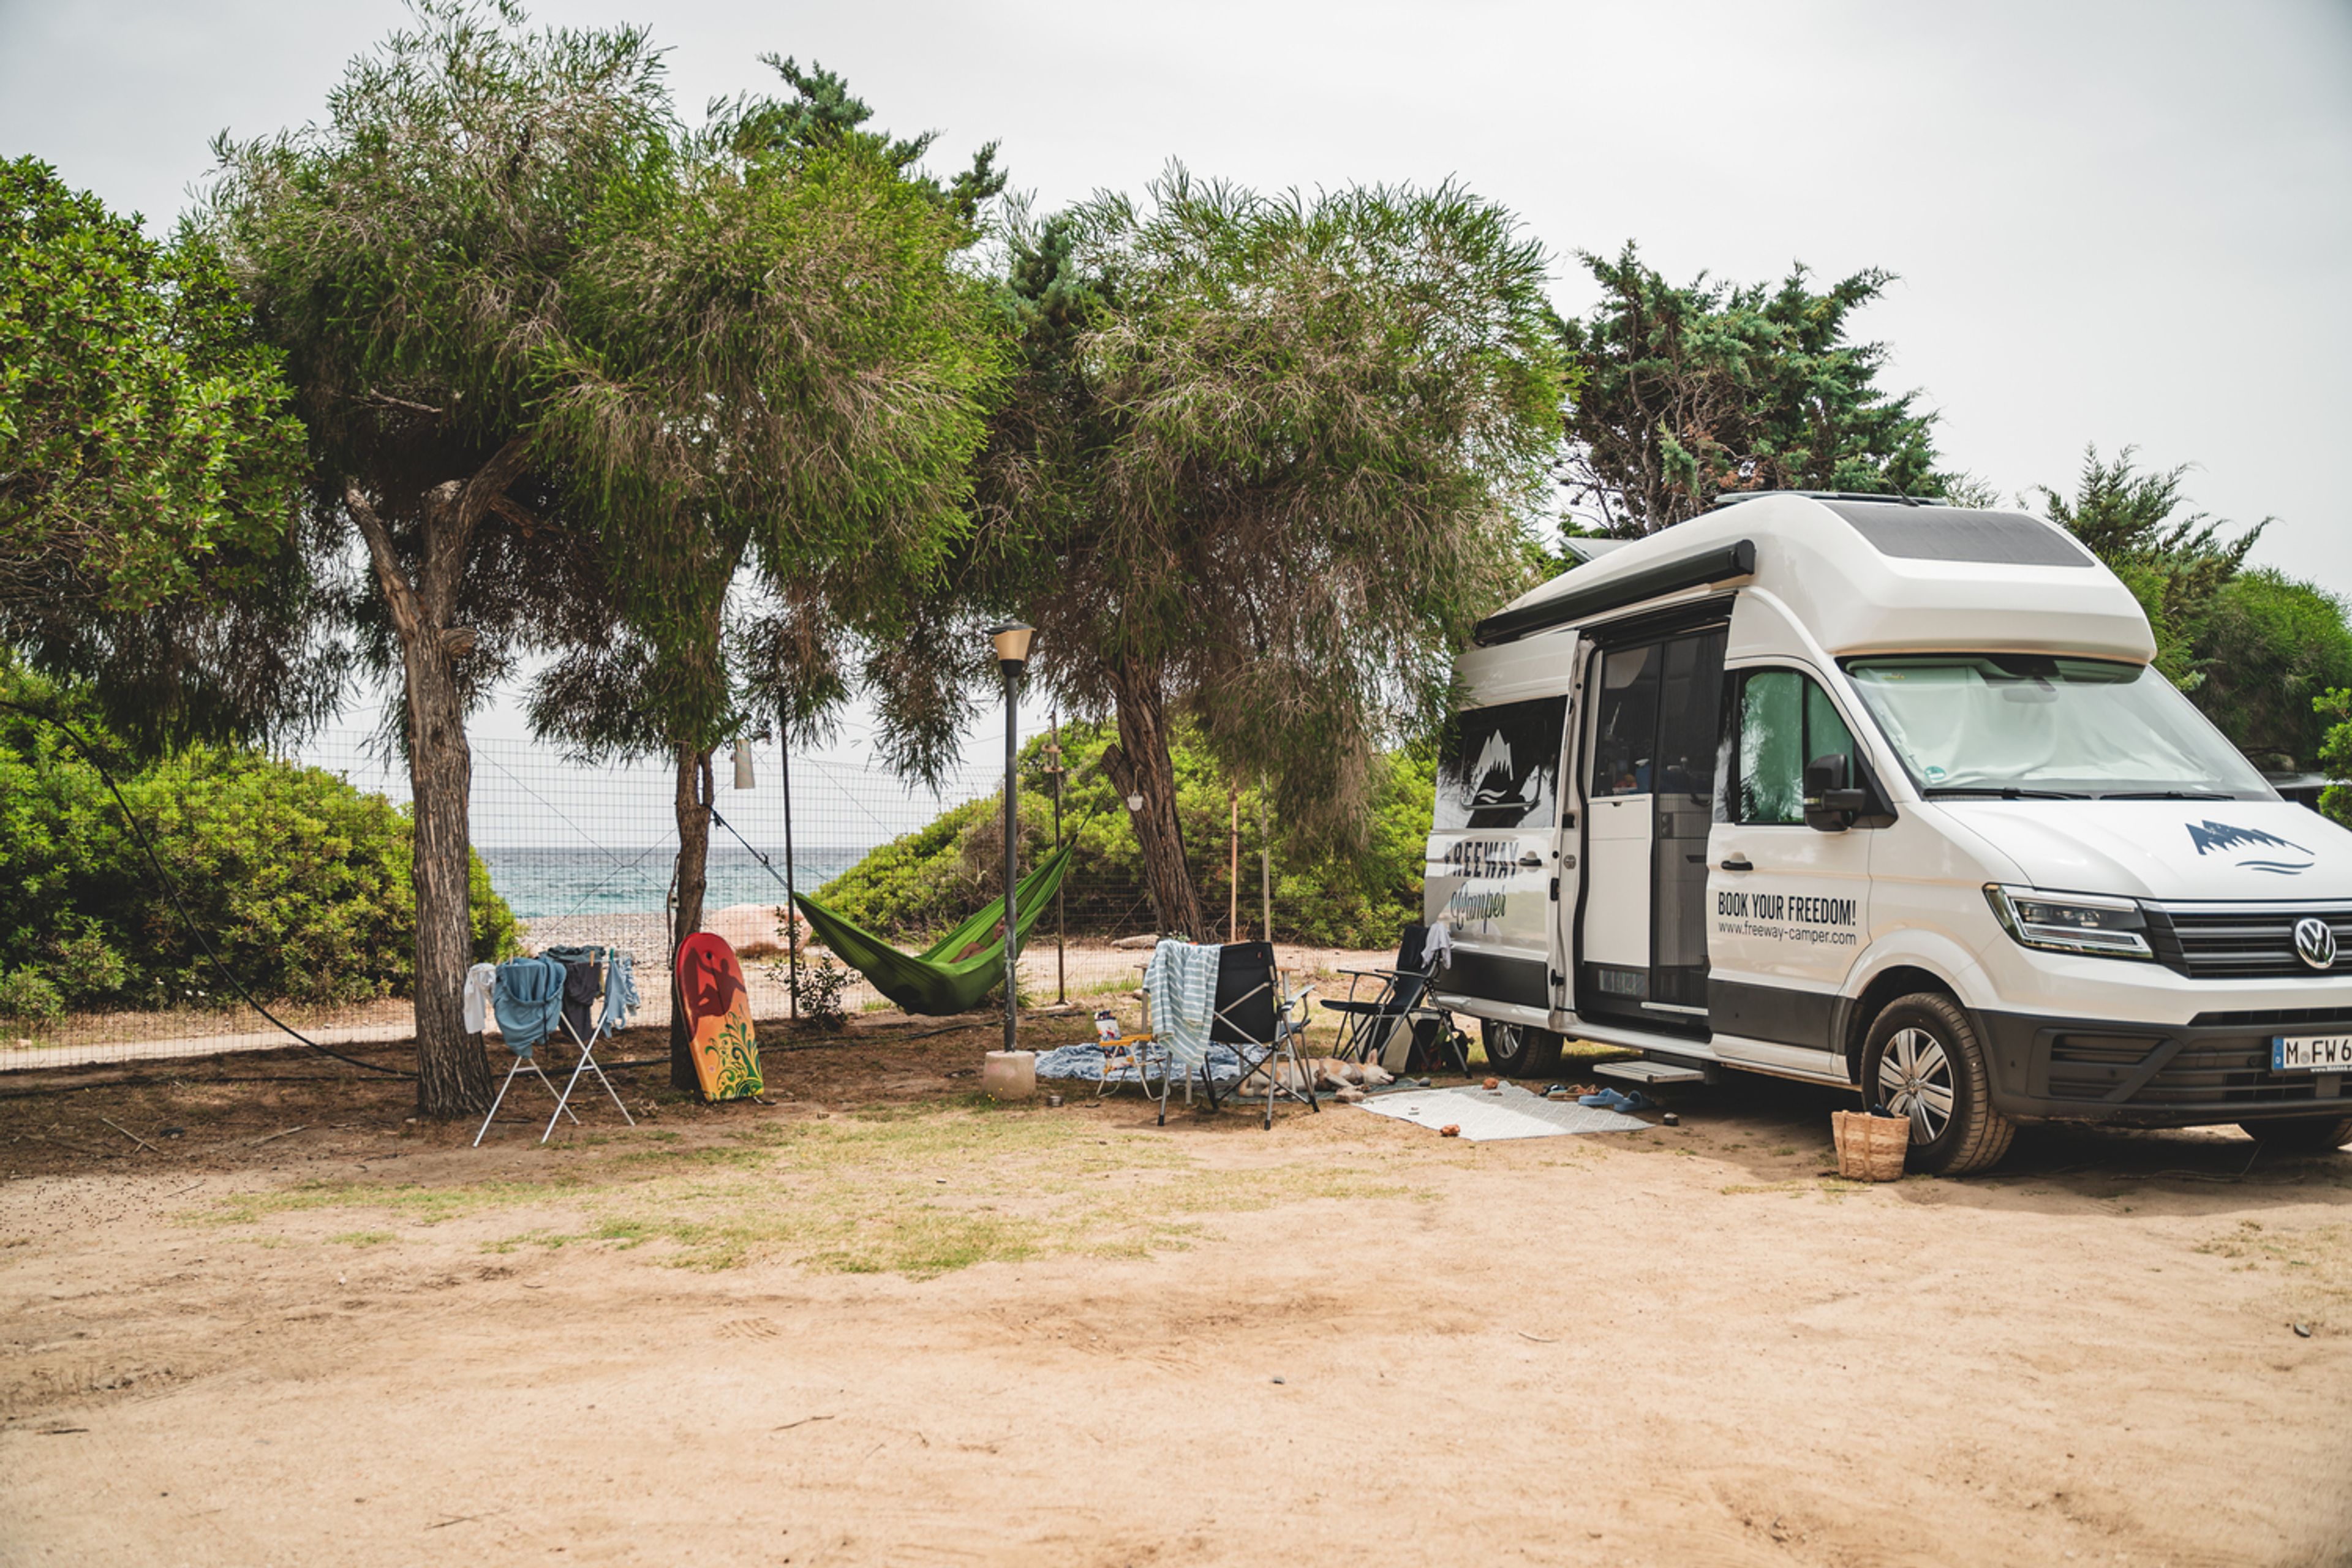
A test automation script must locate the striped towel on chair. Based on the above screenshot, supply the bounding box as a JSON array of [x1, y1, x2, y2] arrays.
[[1143, 939, 1222, 1072]]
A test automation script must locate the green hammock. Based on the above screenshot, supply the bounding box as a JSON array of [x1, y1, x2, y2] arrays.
[[791, 842, 1078, 1016]]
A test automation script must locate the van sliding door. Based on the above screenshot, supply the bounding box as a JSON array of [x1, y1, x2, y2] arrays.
[[1578, 624, 1728, 1028]]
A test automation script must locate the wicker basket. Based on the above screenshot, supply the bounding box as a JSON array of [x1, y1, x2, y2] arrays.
[[1832, 1109, 1912, 1181]]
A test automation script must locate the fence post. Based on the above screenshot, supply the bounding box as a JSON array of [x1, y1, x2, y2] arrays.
[[1046, 709, 1066, 1005], [1258, 772, 1272, 944], [778, 701, 797, 1022]]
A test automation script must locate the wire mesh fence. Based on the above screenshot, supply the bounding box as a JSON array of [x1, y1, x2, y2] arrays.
[[3, 718, 1397, 1074]]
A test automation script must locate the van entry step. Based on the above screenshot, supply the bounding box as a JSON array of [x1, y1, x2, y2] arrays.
[[1595, 1058, 1713, 1086]]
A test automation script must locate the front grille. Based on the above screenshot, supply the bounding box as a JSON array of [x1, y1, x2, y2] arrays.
[[2045, 1030, 2327, 1107], [2144, 903, 2352, 979]]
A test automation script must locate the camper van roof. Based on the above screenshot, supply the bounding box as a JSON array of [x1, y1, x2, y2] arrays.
[[1477, 492, 2154, 662]]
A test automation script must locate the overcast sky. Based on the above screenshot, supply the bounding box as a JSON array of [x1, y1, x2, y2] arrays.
[[4, 0, 2349, 765]]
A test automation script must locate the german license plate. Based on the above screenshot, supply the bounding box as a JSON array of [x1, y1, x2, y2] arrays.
[[2272, 1035, 2352, 1072]]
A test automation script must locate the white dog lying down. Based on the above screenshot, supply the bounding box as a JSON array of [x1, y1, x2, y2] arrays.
[[1233, 1055, 1395, 1101]]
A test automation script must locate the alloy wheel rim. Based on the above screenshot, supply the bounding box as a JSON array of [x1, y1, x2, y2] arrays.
[[1491, 1022, 1520, 1065], [1878, 1026, 1954, 1144]]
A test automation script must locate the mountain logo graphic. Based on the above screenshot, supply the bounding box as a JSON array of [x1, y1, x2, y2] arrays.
[[1470, 731, 1535, 807], [2186, 819, 2314, 875]]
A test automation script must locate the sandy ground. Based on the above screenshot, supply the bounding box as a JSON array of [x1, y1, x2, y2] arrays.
[[1, 1016, 2347, 1567]]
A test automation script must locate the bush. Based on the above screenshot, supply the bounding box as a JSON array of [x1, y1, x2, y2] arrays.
[[814, 720, 1428, 950], [2191, 570, 2352, 771], [0, 680, 521, 1011]]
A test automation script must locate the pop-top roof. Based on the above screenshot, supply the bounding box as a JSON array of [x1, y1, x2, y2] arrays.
[[1476, 493, 2152, 661]]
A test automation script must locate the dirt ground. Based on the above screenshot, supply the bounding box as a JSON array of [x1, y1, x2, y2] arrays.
[[2, 1012, 2348, 1567]]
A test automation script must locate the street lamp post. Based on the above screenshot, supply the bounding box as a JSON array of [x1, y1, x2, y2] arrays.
[[988, 624, 1034, 1057]]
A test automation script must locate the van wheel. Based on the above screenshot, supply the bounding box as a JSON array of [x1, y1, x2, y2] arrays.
[[1860, 992, 2013, 1176], [1480, 1019, 1561, 1078], [2238, 1116, 2352, 1155]]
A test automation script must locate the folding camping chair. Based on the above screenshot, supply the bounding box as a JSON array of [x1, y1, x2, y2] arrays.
[[1324, 924, 1468, 1075], [1133, 940, 1317, 1129]]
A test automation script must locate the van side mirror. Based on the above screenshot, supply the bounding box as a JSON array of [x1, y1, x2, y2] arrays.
[[1803, 753, 1869, 831]]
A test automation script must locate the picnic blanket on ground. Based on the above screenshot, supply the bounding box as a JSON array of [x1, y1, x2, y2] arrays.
[[1354, 1080, 1649, 1142], [1033, 1041, 1247, 1089]]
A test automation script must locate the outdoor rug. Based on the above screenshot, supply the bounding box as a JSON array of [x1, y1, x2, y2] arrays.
[[1354, 1080, 1649, 1142], [1033, 1041, 1247, 1090]]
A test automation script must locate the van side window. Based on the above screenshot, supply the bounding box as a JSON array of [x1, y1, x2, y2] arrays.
[[1736, 669, 1859, 825], [1589, 644, 1660, 797], [1434, 695, 1568, 831]]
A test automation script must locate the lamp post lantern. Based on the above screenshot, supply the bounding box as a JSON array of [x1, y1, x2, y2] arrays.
[[988, 624, 1033, 1055]]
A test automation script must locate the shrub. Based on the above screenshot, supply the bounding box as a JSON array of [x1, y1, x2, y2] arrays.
[[2192, 570, 2352, 771], [0, 682, 521, 1011]]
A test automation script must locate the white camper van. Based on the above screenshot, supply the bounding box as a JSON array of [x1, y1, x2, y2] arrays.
[[1424, 491, 2352, 1174]]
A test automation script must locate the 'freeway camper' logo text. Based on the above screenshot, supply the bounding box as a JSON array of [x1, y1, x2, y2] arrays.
[[2186, 819, 2314, 876]]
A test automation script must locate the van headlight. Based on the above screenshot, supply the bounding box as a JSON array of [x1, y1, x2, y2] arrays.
[[1984, 884, 2152, 959]]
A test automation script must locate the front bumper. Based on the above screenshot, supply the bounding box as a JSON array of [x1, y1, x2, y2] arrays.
[[1978, 1006, 2352, 1127]]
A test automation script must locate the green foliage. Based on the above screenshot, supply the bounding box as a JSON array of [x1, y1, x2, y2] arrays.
[[851, 168, 1564, 940], [0, 157, 331, 752], [2199, 571, 2352, 769], [2318, 692, 2352, 829], [2036, 446, 2345, 770], [0, 156, 304, 613], [0, 669, 519, 1019], [815, 722, 1430, 949], [795, 955, 851, 1033], [2036, 445, 2263, 688], [1558, 243, 1948, 533]]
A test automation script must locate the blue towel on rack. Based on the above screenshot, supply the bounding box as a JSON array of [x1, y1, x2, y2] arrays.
[[492, 956, 568, 1058], [600, 951, 637, 1038]]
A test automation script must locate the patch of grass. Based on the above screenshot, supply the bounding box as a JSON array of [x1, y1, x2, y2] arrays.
[[200, 1174, 586, 1227], [328, 1230, 396, 1247], [198, 1101, 1426, 1281]]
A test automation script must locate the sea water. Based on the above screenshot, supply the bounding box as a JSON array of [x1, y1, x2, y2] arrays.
[[476, 844, 871, 920]]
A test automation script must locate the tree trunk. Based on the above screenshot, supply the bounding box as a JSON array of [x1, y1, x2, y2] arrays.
[[345, 449, 527, 1120], [1099, 655, 1204, 940], [405, 646, 486, 1118], [669, 744, 716, 1091]]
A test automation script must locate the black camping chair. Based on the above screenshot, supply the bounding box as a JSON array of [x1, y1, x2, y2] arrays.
[[1207, 941, 1319, 1129], [1325, 924, 1467, 1074]]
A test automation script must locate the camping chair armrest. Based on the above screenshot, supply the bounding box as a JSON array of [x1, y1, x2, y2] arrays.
[[1340, 966, 1422, 981]]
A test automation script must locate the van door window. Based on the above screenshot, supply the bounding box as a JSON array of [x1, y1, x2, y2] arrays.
[[1589, 645, 1660, 797], [1434, 696, 1568, 831], [1736, 669, 1859, 825]]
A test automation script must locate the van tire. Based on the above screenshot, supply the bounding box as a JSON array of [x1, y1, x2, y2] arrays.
[[2238, 1116, 2352, 1155], [1480, 1019, 1561, 1078], [1861, 992, 2014, 1177]]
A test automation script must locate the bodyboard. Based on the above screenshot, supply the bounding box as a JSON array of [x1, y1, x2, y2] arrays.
[[676, 932, 763, 1102]]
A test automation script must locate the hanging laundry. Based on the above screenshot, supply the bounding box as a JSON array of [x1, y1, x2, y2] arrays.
[[462, 963, 498, 1035], [492, 956, 567, 1059], [599, 951, 638, 1038]]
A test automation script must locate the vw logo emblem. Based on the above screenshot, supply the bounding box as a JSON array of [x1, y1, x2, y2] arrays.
[[2294, 916, 2337, 971]]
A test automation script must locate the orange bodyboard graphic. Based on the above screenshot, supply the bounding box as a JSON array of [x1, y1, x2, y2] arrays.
[[676, 932, 762, 1102]]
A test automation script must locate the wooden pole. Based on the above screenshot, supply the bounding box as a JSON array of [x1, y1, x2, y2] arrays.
[[1227, 777, 1240, 940], [1258, 774, 1272, 945], [1047, 709, 1066, 1005], [778, 701, 797, 1022]]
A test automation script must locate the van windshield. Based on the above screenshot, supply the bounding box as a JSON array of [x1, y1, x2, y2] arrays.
[[1843, 655, 2274, 801]]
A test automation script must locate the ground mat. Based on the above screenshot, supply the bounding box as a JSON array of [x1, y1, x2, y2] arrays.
[[1354, 1080, 1649, 1141], [1032, 1041, 1246, 1089]]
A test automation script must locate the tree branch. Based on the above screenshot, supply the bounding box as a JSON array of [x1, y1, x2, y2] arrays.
[[345, 481, 424, 644]]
